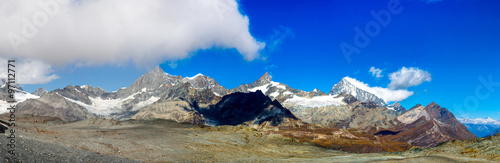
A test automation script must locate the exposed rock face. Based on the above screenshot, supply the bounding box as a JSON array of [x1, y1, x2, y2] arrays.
[[36, 66, 229, 120], [381, 102, 476, 148], [283, 92, 400, 131], [388, 102, 406, 112], [228, 72, 313, 103], [158, 82, 222, 107], [132, 82, 222, 125], [181, 74, 227, 96], [112, 66, 181, 99], [79, 85, 108, 98], [31, 88, 48, 96], [294, 88, 327, 98], [16, 92, 95, 122], [132, 98, 205, 125], [199, 90, 298, 126], [0, 79, 24, 101], [329, 77, 386, 107], [52, 85, 93, 105]]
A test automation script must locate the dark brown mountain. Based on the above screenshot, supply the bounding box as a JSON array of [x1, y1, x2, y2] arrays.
[[198, 90, 298, 126], [378, 102, 476, 148]]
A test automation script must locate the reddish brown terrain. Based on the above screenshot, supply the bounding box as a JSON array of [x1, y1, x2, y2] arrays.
[[377, 102, 476, 148]]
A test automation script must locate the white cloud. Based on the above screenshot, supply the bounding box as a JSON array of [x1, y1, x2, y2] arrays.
[[369, 66, 383, 78], [0, 0, 264, 67], [388, 67, 431, 89], [0, 58, 59, 84], [344, 77, 414, 103]]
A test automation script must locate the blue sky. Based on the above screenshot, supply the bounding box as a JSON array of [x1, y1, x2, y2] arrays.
[[6, 0, 500, 119]]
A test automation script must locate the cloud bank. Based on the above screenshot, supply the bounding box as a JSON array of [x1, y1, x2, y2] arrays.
[[388, 67, 432, 89], [0, 0, 265, 67], [0, 58, 59, 84], [345, 66, 432, 103], [344, 77, 414, 103]]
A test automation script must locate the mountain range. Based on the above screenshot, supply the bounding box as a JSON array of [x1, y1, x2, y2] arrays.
[[1, 66, 487, 149], [459, 117, 500, 137]]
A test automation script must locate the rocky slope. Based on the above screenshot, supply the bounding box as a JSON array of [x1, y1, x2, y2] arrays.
[[228, 72, 320, 103], [131, 82, 222, 125], [31, 88, 47, 96], [16, 92, 96, 122], [379, 102, 476, 148], [0, 80, 39, 114], [329, 77, 386, 107], [388, 102, 406, 112], [16, 66, 230, 121], [283, 93, 401, 131]]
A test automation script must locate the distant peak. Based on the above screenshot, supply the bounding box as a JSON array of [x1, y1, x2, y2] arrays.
[[255, 72, 272, 84], [427, 102, 440, 107], [147, 65, 165, 74], [313, 88, 319, 92]]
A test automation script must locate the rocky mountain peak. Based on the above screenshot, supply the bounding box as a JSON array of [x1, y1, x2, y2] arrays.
[[1, 78, 23, 91], [392, 102, 402, 108], [329, 77, 386, 107], [409, 104, 423, 110], [392, 102, 476, 147], [150, 65, 165, 74], [128, 66, 181, 93], [181, 74, 227, 96], [32, 88, 48, 96], [254, 72, 272, 85], [388, 102, 406, 112]]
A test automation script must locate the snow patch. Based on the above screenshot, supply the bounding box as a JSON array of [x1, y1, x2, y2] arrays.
[[132, 96, 160, 111], [0, 92, 40, 114], [269, 91, 279, 98], [284, 95, 345, 108], [187, 73, 204, 80], [249, 84, 270, 94], [270, 81, 286, 90], [213, 92, 222, 97]]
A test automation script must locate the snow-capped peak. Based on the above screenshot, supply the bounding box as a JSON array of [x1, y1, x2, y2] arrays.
[[187, 73, 204, 80], [313, 88, 319, 92], [341, 76, 372, 93], [329, 76, 387, 107], [459, 117, 500, 125]]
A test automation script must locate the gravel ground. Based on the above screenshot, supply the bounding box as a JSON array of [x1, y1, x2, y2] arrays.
[[0, 115, 497, 162], [0, 134, 140, 163]]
